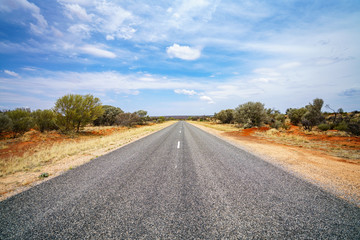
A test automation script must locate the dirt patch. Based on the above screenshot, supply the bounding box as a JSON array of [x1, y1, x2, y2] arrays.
[[190, 122, 360, 207]]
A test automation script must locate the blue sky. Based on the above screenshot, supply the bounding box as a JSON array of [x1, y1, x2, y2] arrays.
[[0, 0, 359, 116]]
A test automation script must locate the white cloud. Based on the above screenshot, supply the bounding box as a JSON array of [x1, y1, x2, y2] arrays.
[[0, 0, 48, 34], [64, 3, 93, 21], [174, 89, 197, 95], [167, 44, 201, 60], [79, 45, 116, 58], [279, 62, 301, 69], [253, 68, 280, 77], [106, 35, 115, 40], [200, 95, 214, 104], [4, 70, 19, 77]]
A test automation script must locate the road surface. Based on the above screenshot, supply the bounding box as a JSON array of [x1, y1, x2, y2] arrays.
[[1, 122, 359, 239]]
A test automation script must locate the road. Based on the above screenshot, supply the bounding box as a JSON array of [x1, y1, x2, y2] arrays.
[[1, 121, 359, 239]]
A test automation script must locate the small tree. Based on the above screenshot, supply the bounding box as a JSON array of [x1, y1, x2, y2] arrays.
[[266, 108, 286, 129], [234, 102, 267, 128], [54, 94, 104, 132], [94, 105, 123, 126], [301, 98, 325, 130], [0, 113, 13, 132], [6, 108, 34, 134], [136, 110, 148, 118], [115, 112, 141, 127], [215, 109, 234, 124], [32, 109, 58, 132], [287, 108, 307, 126]]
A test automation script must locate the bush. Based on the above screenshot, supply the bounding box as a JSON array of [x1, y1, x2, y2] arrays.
[[215, 109, 234, 124], [54, 94, 104, 132], [94, 105, 123, 126], [0, 113, 13, 132], [234, 102, 267, 127], [334, 121, 349, 131], [318, 123, 330, 131], [115, 112, 141, 127], [287, 108, 307, 126], [301, 98, 325, 130], [347, 123, 360, 136], [6, 108, 34, 134], [32, 109, 58, 132]]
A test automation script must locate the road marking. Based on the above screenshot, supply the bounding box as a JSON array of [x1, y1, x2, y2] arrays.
[[177, 141, 180, 149], [179, 130, 181, 133]]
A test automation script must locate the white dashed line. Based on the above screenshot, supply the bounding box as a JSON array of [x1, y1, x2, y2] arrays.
[[177, 141, 180, 149]]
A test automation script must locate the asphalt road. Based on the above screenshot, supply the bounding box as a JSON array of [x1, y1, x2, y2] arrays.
[[1, 121, 359, 239]]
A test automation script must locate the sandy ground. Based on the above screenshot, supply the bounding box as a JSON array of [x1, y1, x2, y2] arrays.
[[190, 122, 360, 207]]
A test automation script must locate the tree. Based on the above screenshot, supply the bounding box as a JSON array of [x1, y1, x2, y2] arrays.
[[94, 105, 123, 126], [32, 109, 58, 132], [0, 113, 13, 132], [301, 98, 325, 130], [136, 110, 148, 118], [115, 112, 140, 127], [54, 94, 104, 132], [215, 109, 234, 124], [6, 108, 34, 134], [234, 102, 267, 128], [266, 108, 286, 129], [287, 107, 307, 126]]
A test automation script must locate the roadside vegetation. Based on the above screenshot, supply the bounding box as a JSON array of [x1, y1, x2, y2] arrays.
[[192, 98, 360, 161], [0, 93, 176, 198]]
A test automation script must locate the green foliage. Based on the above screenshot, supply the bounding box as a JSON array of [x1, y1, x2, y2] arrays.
[[215, 109, 234, 124], [94, 105, 123, 126], [267, 109, 286, 129], [32, 109, 58, 132], [334, 121, 348, 131], [234, 102, 267, 128], [39, 172, 49, 178], [0, 113, 13, 132], [54, 94, 104, 132], [6, 108, 34, 134], [347, 122, 360, 136], [136, 110, 148, 118], [287, 107, 307, 125], [301, 98, 325, 130], [318, 123, 330, 131], [157, 116, 166, 123], [115, 112, 141, 127]]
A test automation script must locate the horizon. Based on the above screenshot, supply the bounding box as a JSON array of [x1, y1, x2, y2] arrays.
[[0, 0, 359, 115]]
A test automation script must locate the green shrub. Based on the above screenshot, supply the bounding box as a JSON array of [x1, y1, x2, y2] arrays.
[[115, 112, 141, 126], [318, 123, 330, 131], [54, 94, 104, 132], [6, 108, 34, 134], [287, 108, 307, 125], [94, 105, 124, 126], [301, 98, 325, 130], [215, 109, 235, 124], [32, 109, 58, 132], [334, 121, 348, 131], [0, 113, 13, 132], [347, 123, 360, 136], [234, 102, 267, 127]]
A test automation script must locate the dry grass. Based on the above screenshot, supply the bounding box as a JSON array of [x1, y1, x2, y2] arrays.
[[0, 121, 176, 177], [255, 130, 360, 160]]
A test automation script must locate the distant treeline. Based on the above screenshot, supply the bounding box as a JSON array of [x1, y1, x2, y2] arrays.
[[211, 98, 360, 136], [0, 94, 169, 137]]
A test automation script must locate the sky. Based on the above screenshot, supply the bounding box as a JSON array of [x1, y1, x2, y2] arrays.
[[0, 0, 359, 116]]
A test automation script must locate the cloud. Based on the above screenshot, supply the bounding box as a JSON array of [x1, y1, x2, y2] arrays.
[[200, 95, 214, 104], [63, 3, 93, 21], [79, 45, 116, 58], [166, 44, 201, 60], [341, 88, 360, 97], [279, 62, 301, 69], [4, 70, 19, 77], [0, 0, 48, 34], [174, 89, 197, 95]]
